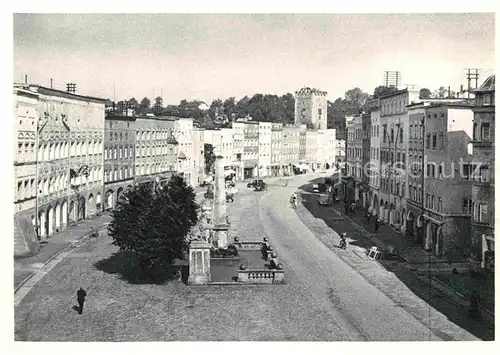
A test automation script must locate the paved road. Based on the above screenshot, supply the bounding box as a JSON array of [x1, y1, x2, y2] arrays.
[[256, 175, 474, 341]]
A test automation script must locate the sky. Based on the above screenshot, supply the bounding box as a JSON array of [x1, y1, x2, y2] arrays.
[[13, 13, 495, 105]]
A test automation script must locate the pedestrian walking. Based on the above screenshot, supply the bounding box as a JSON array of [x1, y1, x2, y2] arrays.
[[76, 287, 87, 315], [365, 212, 370, 225], [374, 219, 380, 233]]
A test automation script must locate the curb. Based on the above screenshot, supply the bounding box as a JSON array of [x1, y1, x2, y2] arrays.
[[14, 223, 109, 295]]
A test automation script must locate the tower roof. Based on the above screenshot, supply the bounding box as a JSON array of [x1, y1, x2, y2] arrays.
[[475, 75, 495, 93]]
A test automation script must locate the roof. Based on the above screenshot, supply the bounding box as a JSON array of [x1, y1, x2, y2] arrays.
[[475, 75, 495, 93], [378, 88, 408, 100], [105, 115, 137, 121], [15, 84, 107, 103]]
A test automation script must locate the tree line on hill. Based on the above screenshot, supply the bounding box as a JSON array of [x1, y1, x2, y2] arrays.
[[107, 85, 452, 139]]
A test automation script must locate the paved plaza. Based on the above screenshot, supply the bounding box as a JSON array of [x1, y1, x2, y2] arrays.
[[14, 175, 487, 341]]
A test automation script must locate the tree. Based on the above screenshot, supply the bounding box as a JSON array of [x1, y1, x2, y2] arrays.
[[204, 143, 216, 174], [107, 176, 198, 277], [223, 97, 236, 119], [373, 86, 398, 99], [344, 87, 371, 115], [419, 88, 432, 99], [153, 96, 163, 116], [137, 97, 151, 115], [128, 97, 139, 110], [434, 86, 448, 98]]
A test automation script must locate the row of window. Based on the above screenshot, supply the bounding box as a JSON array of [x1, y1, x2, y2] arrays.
[[33, 141, 103, 162], [462, 199, 489, 223], [472, 122, 491, 141], [381, 97, 408, 116], [425, 193, 443, 213], [380, 178, 405, 197]]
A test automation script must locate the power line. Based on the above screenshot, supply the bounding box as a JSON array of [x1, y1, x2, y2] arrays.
[[464, 68, 480, 100]]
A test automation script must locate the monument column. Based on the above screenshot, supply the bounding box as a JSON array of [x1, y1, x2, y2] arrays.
[[212, 155, 229, 249]]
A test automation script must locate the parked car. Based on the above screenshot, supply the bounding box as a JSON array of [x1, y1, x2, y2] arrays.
[[318, 182, 327, 192], [317, 195, 332, 206], [226, 180, 235, 188], [312, 184, 320, 193], [247, 179, 264, 188], [253, 181, 267, 191]]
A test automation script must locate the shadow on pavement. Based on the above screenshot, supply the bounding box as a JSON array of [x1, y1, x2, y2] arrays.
[[94, 251, 183, 285], [296, 177, 495, 341]]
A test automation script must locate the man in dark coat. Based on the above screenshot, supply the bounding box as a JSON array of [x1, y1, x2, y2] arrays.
[[77, 287, 87, 315], [374, 219, 380, 233]]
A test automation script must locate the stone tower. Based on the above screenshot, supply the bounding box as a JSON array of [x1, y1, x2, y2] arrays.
[[294, 87, 328, 130]]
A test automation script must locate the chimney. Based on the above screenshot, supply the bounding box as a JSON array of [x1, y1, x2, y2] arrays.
[[448, 86, 451, 98], [24, 74, 27, 84], [50, 78, 53, 89]]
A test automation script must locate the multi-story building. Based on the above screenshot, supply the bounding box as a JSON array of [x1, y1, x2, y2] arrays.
[[192, 124, 205, 185], [270, 122, 284, 177], [136, 116, 178, 185], [299, 125, 307, 166], [368, 99, 382, 217], [305, 129, 318, 171], [282, 125, 300, 176], [14, 87, 40, 256], [415, 103, 474, 258], [232, 121, 245, 180], [335, 139, 346, 164], [258, 122, 272, 177], [377, 87, 420, 232], [20, 84, 106, 240], [324, 128, 337, 169], [103, 115, 136, 210], [361, 113, 371, 208], [470, 75, 495, 267], [242, 120, 259, 178], [174, 118, 195, 186], [294, 87, 328, 130]]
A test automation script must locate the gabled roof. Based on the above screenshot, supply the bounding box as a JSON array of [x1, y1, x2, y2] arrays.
[[475, 75, 495, 93]]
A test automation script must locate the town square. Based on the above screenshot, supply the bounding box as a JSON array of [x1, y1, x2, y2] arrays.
[[9, 9, 496, 348]]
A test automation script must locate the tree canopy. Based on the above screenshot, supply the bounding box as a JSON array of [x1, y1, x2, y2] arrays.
[[107, 176, 199, 277]]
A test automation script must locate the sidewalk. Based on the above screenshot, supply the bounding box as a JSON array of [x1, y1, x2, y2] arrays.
[[294, 198, 492, 340], [14, 213, 112, 289], [330, 202, 448, 264]]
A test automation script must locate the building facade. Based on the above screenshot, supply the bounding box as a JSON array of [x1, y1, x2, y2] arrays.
[[174, 118, 195, 186], [103, 115, 136, 210], [282, 125, 300, 176], [335, 139, 346, 164], [14, 87, 40, 256], [294, 87, 328, 130], [243, 121, 259, 178], [270, 122, 284, 177], [368, 99, 382, 217], [24, 85, 106, 240], [361, 113, 372, 208], [134, 116, 178, 186], [470, 75, 495, 267], [305, 129, 319, 171], [192, 125, 205, 185], [258, 122, 272, 177], [377, 87, 419, 232], [232, 121, 245, 180]]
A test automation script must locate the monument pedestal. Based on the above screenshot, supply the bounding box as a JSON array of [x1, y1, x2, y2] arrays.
[[213, 223, 229, 250], [188, 241, 211, 285]]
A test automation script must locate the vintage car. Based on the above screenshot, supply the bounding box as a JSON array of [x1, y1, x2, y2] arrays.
[[247, 179, 264, 188], [253, 181, 267, 191]]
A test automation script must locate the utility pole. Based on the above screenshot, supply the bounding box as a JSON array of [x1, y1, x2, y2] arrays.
[[465, 68, 480, 100]]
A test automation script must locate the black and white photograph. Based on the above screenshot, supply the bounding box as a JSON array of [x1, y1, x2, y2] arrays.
[[6, 3, 497, 350]]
